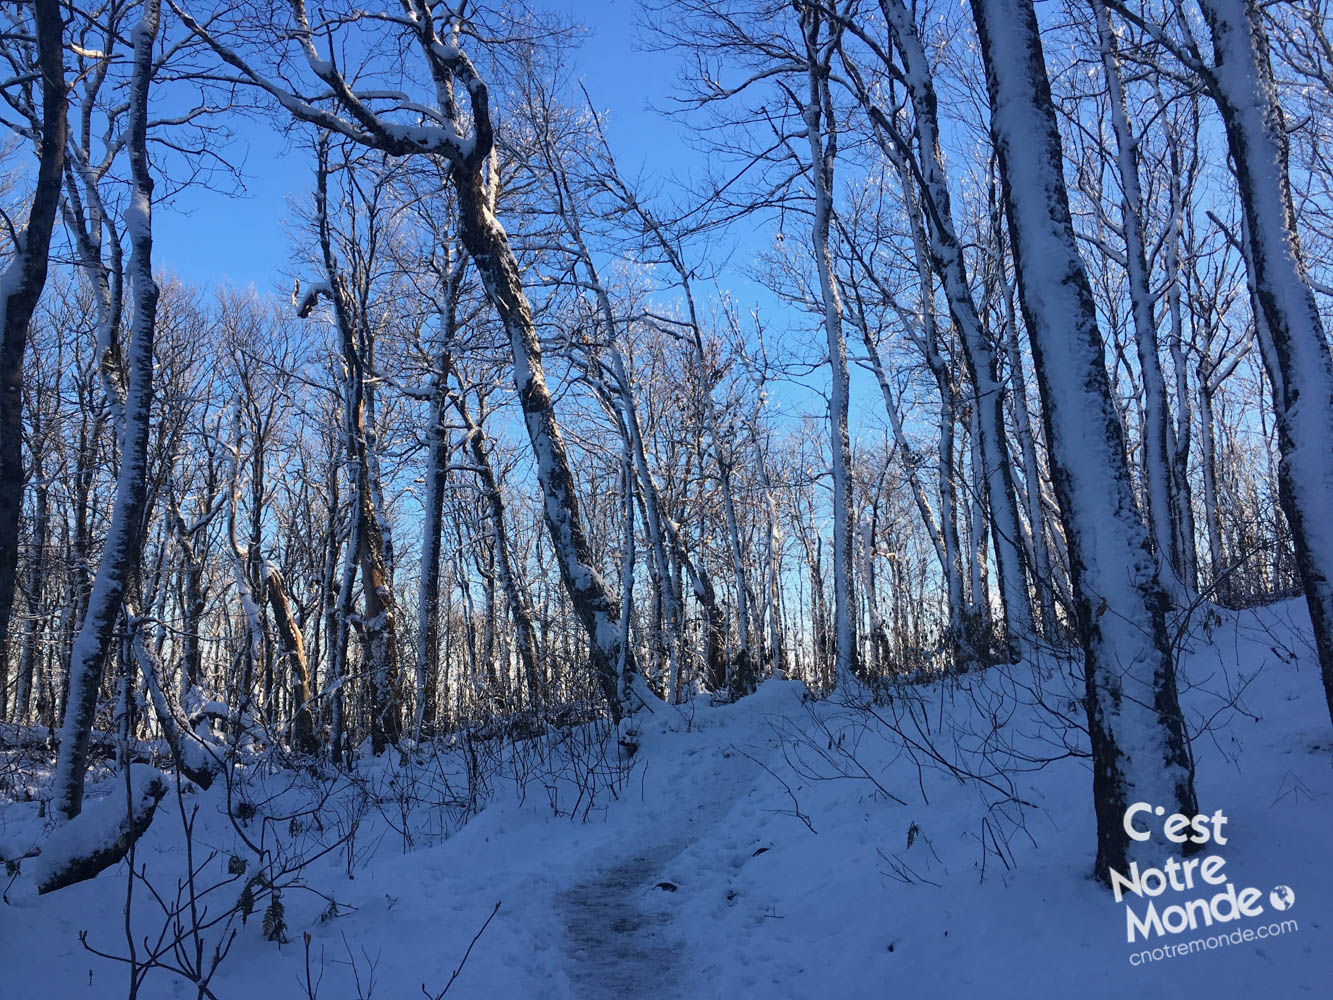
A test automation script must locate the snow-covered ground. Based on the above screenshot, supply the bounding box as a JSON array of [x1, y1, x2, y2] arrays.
[[2, 599, 1329, 998]]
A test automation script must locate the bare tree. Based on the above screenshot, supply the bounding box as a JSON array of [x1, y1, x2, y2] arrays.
[[0, 0, 65, 716], [969, 0, 1198, 876], [53, 0, 162, 821], [176, 1, 632, 720]]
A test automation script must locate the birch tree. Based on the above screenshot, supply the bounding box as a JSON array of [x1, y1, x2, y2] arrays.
[[53, 0, 162, 821], [795, 2, 859, 683], [1188, 0, 1333, 727], [177, 1, 632, 720], [0, 0, 65, 715], [834, 0, 1034, 646], [968, 0, 1199, 875]]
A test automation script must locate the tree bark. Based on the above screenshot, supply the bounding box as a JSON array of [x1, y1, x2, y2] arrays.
[[266, 563, 316, 754], [449, 162, 626, 721], [799, 6, 859, 685], [0, 0, 65, 717], [52, 0, 161, 821], [969, 0, 1198, 878], [1195, 0, 1333, 728]]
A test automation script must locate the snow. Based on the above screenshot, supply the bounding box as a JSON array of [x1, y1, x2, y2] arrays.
[[292, 279, 330, 318], [2, 602, 1332, 995], [31, 765, 167, 892], [1198, 0, 1333, 690], [974, 0, 1196, 846], [431, 40, 462, 62]]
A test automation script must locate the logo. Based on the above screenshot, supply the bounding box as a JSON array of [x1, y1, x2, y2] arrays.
[[1269, 885, 1295, 911], [1109, 803, 1299, 966]]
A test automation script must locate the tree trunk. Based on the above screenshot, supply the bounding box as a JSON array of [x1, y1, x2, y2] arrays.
[[129, 609, 221, 789], [969, 0, 1198, 878], [52, 0, 160, 821], [449, 164, 626, 722], [0, 0, 65, 718], [1196, 0, 1333, 727], [266, 563, 316, 754], [799, 7, 858, 684]]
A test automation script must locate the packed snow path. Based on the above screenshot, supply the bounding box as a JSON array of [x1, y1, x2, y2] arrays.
[[563, 850, 683, 999], [561, 736, 764, 1000], [5, 614, 1333, 997]]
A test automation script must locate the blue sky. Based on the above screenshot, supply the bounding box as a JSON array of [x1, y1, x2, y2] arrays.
[[152, 1, 692, 296], [147, 0, 844, 446]]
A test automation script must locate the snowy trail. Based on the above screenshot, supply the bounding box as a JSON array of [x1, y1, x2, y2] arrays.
[[560, 737, 763, 1000], [563, 849, 687, 999], [7, 644, 1333, 999]]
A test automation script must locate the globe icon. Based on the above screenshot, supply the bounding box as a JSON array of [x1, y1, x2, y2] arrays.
[[1269, 885, 1295, 911]]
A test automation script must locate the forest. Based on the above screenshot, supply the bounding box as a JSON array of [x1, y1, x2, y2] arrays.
[[0, 1, 1331, 997]]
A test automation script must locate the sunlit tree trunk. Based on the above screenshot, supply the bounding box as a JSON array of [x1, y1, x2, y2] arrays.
[[970, 0, 1198, 877], [0, 0, 65, 717], [1196, 0, 1333, 726], [53, 0, 161, 820], [798, 5, 858, 684]]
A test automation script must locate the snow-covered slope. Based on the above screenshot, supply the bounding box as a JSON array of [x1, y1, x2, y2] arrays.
[[2, 600, 1329, 998]]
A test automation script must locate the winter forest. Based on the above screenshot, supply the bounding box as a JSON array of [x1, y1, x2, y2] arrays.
[[0, 0, 1331, 996]]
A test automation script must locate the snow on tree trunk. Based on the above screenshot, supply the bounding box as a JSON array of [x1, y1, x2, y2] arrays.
[[540, 143, 684, 703], [1196, 0, 1333, 727], [52, 1, 160, 821], [0, 0, 65, 719], [800, 8, 858, 685], [450, 164, 627, 722], [128, 612, 223, 789], [861, 0, 1033, 643], [1093, 2, 1187, 596], [178, 6, 632, 721], [265, 563, 317, 754], [35, 765, 167, 894], [969, 0, 1198, 877]]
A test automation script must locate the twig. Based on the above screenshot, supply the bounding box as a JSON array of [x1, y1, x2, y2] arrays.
[[422, 900, 501, 999]]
